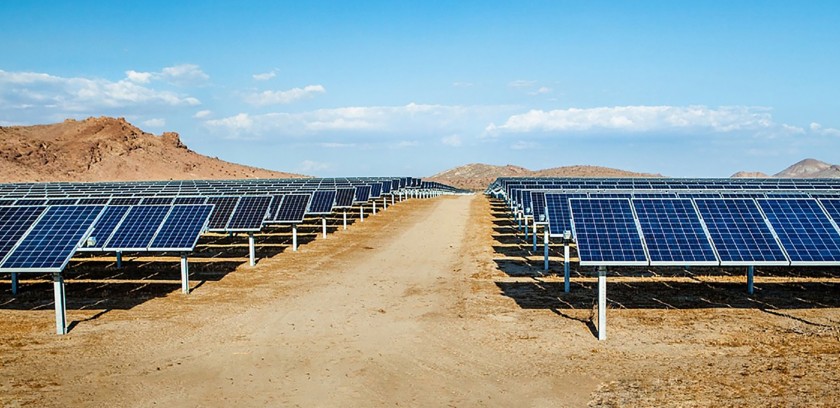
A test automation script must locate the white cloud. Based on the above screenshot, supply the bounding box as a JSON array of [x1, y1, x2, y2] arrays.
[[194, 109, 212, 118], [244, 84, 326, 106], [0, 69, 201, 122], [160, 64, 209, 86], [252, 70, 278, 81], [508, 79, 536, 89], [298, 160, 330, 173], [126, 70, 152, 84], [809, 122, 840, 137], [441, 134, 463, 147], [142, 118, 166, 127], [203, 102, 508, 140], [485, 105, 803, 136], [529, 86, 552, 95]]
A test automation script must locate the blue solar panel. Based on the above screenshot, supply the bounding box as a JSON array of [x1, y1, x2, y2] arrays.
[[0, 206, 46, 261], [104, 205, 172, 250], [369, 183, 382, 198], [632, 199, 717, 265], [205, 197, 240, 230], [545, 193, 586, 237], [335, 188, 356, 208], [521, 190, 533, 215], [308, 190, 336, 214], [354, 185, 372, 203], [758, 199, 840, 264], [570, 198, 648, 265], [381, 181, 392, 194], [695, 198, 788, 265], [226, 196, 272, 231], [530, 191, 547, 223], [819, 199, 840, 225], [83, 206, 131, 250], [274, 194, 311, 223], [149, 205, 213, 250], [0, 205, 104, 272]]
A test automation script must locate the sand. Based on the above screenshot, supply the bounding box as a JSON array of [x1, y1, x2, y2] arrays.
[[1, 195, 839, 407]]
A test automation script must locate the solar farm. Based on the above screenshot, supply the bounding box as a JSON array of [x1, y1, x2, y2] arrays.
[[3, 176, 839, 406]]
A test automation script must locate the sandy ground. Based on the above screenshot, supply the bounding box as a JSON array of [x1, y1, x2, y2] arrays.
[[1, 195, 839, 407]]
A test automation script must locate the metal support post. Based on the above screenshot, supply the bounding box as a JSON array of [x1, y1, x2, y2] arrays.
[[116, 251, 122, 268], [373, 200, 377, 215], [292, 224, 298, 251], [180, 254, 190, 294], [383, 197, 387, 210], [564, 244, 571, 293], [343, 210, 347, 230], [532, 223, 538, 252], [53, 273, 67, 335], [360, 206, 365, 221], [524, 221, 529, 243], [322, 217, 327, 239], [747, 265, 755, 295], [543, 228, 549, 270], [11, 273, 18, 295], [248, 233, 256, 266], [598, 266, 607, 341]]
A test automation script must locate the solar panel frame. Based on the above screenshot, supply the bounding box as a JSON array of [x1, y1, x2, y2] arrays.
[[0, 205, 105, 273], [632, 198, 719, 266], [148, 204, 213, 251], [570, 198, 649, 266], [757, 198, 840, 265]]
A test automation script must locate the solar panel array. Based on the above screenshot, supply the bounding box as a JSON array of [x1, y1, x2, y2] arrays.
[[491, 177, 840, 267]]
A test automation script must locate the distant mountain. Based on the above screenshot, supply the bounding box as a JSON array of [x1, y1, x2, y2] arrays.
[[0, 117, 308, 182], [774, 158, 840, 178], [427, 163, 660, 190]]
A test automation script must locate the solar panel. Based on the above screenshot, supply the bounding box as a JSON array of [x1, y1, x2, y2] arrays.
[[226, 196, 272, 231], [77, 197, 110, 205], [0, 206, 47, 261], [308, 190, 336, 214], [570, 198, 648, 266], [521, 190, 533, 215], [819, 198, 840, 225], [45, 198, 79, 205], [273, 194, 311, 223], [109, 197, 142, 206], [141, 197, 175, 205], [104, 205, 172, 251], [205, 196, 240, 230], [0, 199, 15, 206], [694, 198, 788, 265], [381, 181, 392, 194], [545, 193, 586, 237], [15, 199, 47, 206], [369, 183, 382, 198], [173, 197, 207, 205], [758, 198, 840, 265], [632, 199, 718, 265], [354, 185, 372, 203], [81, 206, 132, 250], [335, 188, 356, 208], [0, 205, 104, 272], [530, 191, 547, 223], [148, 205, 213, 251]]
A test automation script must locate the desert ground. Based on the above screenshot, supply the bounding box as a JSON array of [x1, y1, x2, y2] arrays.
[[1, 194, 839, 407]]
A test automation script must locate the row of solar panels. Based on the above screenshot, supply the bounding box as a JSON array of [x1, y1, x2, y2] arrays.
[[488, 177, 840, 195], [0, 204, 212, 274]]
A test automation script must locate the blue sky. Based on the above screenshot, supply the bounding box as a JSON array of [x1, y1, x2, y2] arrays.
[[2, 1, 839, 177]]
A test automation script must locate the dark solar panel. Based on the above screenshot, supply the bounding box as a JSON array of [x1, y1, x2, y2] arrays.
[[695, 198, 788, 264], [354, 185, 372, 203], [545, 193, 586, 237], [0, 199, 16, 206], [45, 198, 79, 205], [530, 191, 547, 223], [0, 205, 104, 272], [818, 199, 840, 225], [758, 199, 840, 264], [15, 199, 47, 206], [0, 206, 46, 261], [274, 194, 311, 223], [369, 183, 382, 198], [205, 196, 240, 230], [104, 205, 171, 250], [521, 190, 533, 215], [77, 197, 110, 205], [226, 196, 272, 231], [84, 206, 131, 249], [109, 197, 142, 206], [381, 181, 392, 194], [632, 199, 717, 265], [141, 197, 175, 205], [335, 188, 356, 208], [308, 190, 336, 214], [173, 197, 207, 205], [149, 205, 213, 250], [267, 195, 284, 220], [570, 198, 648, 265]]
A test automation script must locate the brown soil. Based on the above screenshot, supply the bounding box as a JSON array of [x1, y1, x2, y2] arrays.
[[1, 195, 839, 407], [0, 117, 307, 182]]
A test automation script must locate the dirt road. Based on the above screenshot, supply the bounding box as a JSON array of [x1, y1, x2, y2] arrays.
[[2, 195, 839, 407]]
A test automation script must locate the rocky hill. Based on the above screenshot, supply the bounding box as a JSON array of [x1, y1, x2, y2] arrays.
[[730, 171, 770, 178], [0, 117, 306, 182], [773, 158, 840, 178], [427, 163, 661, 191]]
